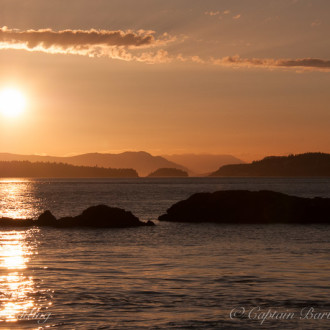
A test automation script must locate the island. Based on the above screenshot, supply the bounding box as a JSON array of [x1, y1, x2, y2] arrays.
[[0, 205, 155, 228], [158, 190, 330, 224], [0, 161, 138, 178], [147, 168, 188, 177], [210, 153, 330, 177]]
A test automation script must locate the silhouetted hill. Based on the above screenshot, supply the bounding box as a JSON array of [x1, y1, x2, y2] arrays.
[[210, 153, 330, 177], [163, 154, 243, 175], [0, 151, 187, 177], [147, 168, 188, 177], [0, 161, 138, 178]]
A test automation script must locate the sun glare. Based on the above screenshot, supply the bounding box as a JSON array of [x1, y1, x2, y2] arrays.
[[0, 88, 26, 118]]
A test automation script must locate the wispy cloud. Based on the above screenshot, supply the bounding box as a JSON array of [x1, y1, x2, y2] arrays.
[[1, 27, 329, 72], [311, 19, 322, 27], [233, 14, 241, 20], [204, 11, 220, 17], [0, 26, 156, 47], [212, 55, 330, 71], [205, 10, 232, 17], [0, 26, 173, 63]]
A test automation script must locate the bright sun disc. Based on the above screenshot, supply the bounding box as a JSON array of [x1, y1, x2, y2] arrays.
[[0, 88, 26, 118]]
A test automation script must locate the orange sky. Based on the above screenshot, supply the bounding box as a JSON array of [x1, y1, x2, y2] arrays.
[[0, 0, 329, 162]]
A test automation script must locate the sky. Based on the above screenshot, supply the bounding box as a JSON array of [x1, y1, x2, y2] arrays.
[[0, 0, 329, 161]]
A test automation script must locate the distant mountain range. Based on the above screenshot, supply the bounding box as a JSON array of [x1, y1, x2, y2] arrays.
[[163, 154, 243, 174], [210, 153, 330, 177], [0, 151, 244, 176], [0, 152, 327, 178], [0, 151, 187, 177]]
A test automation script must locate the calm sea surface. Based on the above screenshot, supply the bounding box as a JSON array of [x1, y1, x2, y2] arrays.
[[0, 178, 329, 329]]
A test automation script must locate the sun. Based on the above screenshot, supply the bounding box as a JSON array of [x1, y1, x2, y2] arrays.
[[0, 88, 26, 118]]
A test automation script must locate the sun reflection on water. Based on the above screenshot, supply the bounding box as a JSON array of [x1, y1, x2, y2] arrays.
[[0, 180, 52, 323], [0, 179, 41, 219], [0, 230, 42, 324], [1, 234, 28, 270]]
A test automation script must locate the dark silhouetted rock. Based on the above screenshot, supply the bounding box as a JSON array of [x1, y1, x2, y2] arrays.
[[37, 210, 57, 225], [158, 190, 330, 224], [0, 217, 34, 227], [147, 168, 188, 177], [0, 205, 154, 228], [61, 205, 145, 228]]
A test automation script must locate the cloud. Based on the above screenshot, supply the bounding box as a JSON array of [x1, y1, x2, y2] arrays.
[[135, 49, 171, 64], [205, 11, 220, 17], [233, 14, 241, 20], [311, 20, 322, 27], [191, 56, 205, 64], [176, 54, 205, 64], [1, 27, 329, 72], [0, 26, 156, 47], [0, 26, 173, 63], [212, 55, 330, 72], [205, 10, 231, 17]]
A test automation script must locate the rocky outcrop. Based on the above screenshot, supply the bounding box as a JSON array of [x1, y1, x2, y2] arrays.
[[0, 205, 155, 228], [158, 190, 330, 224], [37, 210, 57, 225]]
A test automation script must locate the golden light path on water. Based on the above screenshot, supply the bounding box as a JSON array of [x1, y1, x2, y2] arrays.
[[0, 179, 53, 327], [0, 178, 41, 219], [0, 231, 35, 323], [0, 180, 36, 323], [0, 229, 53, 328]]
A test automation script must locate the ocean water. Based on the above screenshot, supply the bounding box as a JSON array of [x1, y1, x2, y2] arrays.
[[0, 178, 329, 329]]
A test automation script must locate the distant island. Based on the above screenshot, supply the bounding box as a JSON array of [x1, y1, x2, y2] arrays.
[[210, 153, 330, 177], [147, 168, 189, 177], [0, 161, 138, 178], [159, 190, 330, 224]]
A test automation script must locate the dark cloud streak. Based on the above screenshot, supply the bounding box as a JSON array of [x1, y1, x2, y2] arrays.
[[277, 58, 330, 69], [213, 55, 330, 71]]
